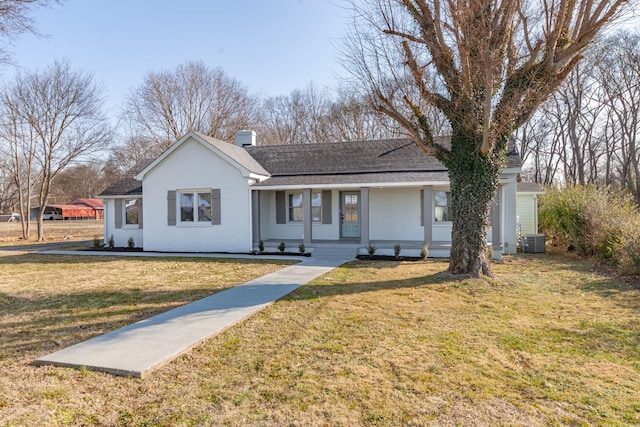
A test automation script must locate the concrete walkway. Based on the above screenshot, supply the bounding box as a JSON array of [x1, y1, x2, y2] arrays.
[[34, 248, 355, 377]]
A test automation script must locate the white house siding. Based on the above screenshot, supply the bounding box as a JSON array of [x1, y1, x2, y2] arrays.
[[517, 194, 538, 235], [369, 187, 423, 241], [258, 190, 339, 241], [103, 198, 144, 248], [142, 138, 253, 252]]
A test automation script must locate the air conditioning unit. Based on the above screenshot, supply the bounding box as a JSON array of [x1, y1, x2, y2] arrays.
[[523, 234, 546, 253]]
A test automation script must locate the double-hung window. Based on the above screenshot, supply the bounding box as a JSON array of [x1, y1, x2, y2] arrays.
[[124, 199, 140, 225], [288, 193, 303, 222], [180, 191, 213, 223], [434, 191, 451, 222], [288, 191, 322, 222]]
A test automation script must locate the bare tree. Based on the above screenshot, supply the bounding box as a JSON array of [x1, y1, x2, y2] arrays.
[[326, 87, 408, 141], [124, 60, 258, 150], [344, 0, 629, 277], [518, 30, 640, 198], [259, 83, 333, 145], [1, 60, 111, 240], [593, 31, 640, 202], [0, 0, 61, 63], [51, 163, 107, 200], [0, 86, 38, 239], [259, 83, 407, 145]]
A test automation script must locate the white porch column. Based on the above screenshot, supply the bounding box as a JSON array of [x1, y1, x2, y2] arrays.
[[491, 187, 503, 258], [303, 188, 312, 246], [502, 180, 518, 254], [251, 190, 260, 247], [360, 187, 370, 246], [423, 186, 433, 245]]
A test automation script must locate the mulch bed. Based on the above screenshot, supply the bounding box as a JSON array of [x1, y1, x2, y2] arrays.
[[356, 255, 424, 261]]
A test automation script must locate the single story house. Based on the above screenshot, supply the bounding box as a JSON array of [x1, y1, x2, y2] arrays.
[[100, 130, 536, 258]]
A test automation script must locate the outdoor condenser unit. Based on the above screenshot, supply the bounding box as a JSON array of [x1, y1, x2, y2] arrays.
[[523, 234, 546, 253]]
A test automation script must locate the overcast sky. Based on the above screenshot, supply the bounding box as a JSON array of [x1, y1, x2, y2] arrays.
[[4, 0, 350, 121]]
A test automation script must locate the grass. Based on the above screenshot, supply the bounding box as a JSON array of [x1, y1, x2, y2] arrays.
[[0, 220, 103, 244], [1, 251, 639, 426]]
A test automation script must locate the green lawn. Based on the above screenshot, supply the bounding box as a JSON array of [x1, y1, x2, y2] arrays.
[[0, 251, 638, 426]]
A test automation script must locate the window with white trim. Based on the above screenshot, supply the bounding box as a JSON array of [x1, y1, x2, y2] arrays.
[[179, 191, 213, 223], [124, 199, 139, 225], [288, 191, 322, 222], [289, 193, 303, 222], [434, 191, 451, 222]]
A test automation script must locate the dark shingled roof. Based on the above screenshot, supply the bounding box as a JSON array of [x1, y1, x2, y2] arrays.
[[247, 139, 445, 176], [101, 137, 523, 194], [248, 138, 521, 187], [99, 159, 154, 197]]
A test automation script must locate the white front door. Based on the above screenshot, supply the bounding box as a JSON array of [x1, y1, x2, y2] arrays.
[[341, 192, 360, 238]]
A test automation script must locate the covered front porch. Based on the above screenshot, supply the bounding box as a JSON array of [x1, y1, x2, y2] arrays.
[[250, 183, 513, 259]]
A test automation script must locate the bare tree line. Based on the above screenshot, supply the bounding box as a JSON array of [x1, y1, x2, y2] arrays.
[[518, 30, 640, 202], [113, 61, 407, 173]]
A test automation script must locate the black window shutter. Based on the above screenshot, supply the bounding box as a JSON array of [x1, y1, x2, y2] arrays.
[[275, 191, 286, 224]]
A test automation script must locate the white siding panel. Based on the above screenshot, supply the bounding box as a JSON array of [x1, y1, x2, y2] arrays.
[[369, 188, 423, 241], [517, 194, 538, 235], [103, 198, 144, 248], [142, 137, 252, 252]]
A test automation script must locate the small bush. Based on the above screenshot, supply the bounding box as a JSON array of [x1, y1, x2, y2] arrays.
[[394, 243, 401, 260], [298, 242, 305, 254], [420, 244, 429, 260], [613, 215, 640, 275], [278, 241, 286, 253], [539, 185, 640, 274], [367, 242, 376, 258], [487, 244, 494, 260], [108, 234, 115, 248], [93, 235, 102, 248], [258, 239, 264, 253], [127, 236, 135, 249]]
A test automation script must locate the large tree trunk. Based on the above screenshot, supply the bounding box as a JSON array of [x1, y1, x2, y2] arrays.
[[444, 130, 503, 277]]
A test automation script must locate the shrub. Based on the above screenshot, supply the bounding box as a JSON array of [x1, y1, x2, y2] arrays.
[[127, 236, 135, 249], [93, 235, 102, 248], [298, 242, 305, 254], [108, 234, 115, 248], [420, 244, 429, 260], [613, 215, 640, 275], [278, 241, 286, 253], [367, 242, 376, 258], [394, 243, 401, 260], [539, 185, 640, 274], [258, 239, 264, 253]]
